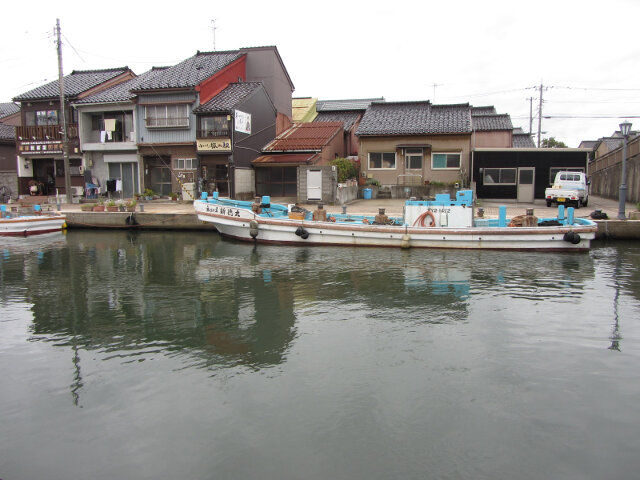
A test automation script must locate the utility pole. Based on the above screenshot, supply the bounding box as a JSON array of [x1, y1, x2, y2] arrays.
[[537, 82, 543, 147], [528, 97, 534, 135], [55, 19, 72, 204]]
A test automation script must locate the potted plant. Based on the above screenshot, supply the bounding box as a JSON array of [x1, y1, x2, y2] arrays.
[[81, 203, 96, 212], [117, 200, 126, 212], [92, 200, 105, 212], [125, 199, 137, 212], [143, 188, 155, 201], [106, 200, 118, 212], [169, 192, 178, 201]]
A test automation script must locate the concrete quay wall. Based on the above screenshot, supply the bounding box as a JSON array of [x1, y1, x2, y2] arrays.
[[64, 212, 217, 231]]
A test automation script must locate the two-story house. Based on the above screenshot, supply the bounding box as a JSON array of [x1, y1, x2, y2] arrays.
[[0, 103, 20, 200], [73, 67, 169, 198], [356, 101, 473, 187], [130, 47, 294, 198], [12, 68, 135, 198]]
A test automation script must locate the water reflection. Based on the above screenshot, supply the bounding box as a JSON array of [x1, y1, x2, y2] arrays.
[[3, 233, 640, 399]]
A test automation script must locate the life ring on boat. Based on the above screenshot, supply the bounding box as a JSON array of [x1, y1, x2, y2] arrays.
[[413, 210, 436, 227]]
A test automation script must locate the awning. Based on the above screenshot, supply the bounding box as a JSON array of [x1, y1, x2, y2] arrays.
[[252, 153, 320, 166]]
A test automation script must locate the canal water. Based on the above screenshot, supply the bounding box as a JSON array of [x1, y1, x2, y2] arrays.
[[1, 231, 639, 480]]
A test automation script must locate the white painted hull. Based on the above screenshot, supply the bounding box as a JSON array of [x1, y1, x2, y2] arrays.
[[195, 203, 596, 251], [0, 215, 67, 237]]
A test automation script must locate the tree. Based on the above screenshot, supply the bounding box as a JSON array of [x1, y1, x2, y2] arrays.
[[541, 137, 568, 148], [331, 157, 359, 183]]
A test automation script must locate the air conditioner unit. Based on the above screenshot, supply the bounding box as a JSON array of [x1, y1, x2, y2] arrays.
[[70, 186, 84, 197]]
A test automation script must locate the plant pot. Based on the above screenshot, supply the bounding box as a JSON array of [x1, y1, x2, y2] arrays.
[[126, 206, 136, 212], [106, 206, 118, 212], [118, 205, 126, 212], [93, 206, 105, 212], [81, 205, 95, 212]]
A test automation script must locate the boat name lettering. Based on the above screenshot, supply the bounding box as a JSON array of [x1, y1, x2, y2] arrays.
[[206, 205, 241, 217], [428, 208, 451, 213]]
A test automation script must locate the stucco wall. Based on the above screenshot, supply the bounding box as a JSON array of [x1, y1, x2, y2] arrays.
[[590, 136, 640, 204]]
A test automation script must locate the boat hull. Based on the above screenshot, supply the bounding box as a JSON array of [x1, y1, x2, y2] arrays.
[[0, 215, 67, 237], [195, 205, 596, 252]]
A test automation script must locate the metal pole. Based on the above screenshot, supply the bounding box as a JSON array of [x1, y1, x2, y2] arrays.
[[618, 133, 628, 220]]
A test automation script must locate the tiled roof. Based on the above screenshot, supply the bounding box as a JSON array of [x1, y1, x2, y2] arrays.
[[472, 114, 513, 131], [252, 153, 320, 165], [314, 111, 361, 131], [472, 106, 497, 116], [0, 102, 19, 119], [132, 51, 244, 91], [513, 132, 536, 148], [263, 122, 343, 151], [74, 67, 170, 104], [193, 83, 264, 113], [13, 68, 131, 101], [316, 98, 384, 112], [578, 140, 598, 149], [0, 123, 15, 141], [356, 101, 472, 136]]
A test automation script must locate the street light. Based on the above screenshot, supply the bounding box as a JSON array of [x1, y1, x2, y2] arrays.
[[618, 121, 632, 220]]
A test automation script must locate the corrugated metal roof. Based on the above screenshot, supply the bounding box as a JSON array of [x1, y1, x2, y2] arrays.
[[316, 98, 384, 112], [132, 50, 244, 91], [356, 101, 472, 136], [194, 83, 263, 113], [252, 153, 320, 165], [292, 98, 318, 122], [13, 68, 131, 101], [263, 122, 343, 151]]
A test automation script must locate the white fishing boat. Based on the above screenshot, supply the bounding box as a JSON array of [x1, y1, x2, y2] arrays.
[[0, 208, 66, 237], [194, 191, 598, 251]]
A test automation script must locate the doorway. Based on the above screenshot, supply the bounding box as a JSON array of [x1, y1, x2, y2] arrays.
[[307, 170, 322, 201], [517, 167, 535, 203]]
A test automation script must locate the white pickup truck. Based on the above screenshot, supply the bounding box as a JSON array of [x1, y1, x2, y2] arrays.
[[545, 171, 589, 208]]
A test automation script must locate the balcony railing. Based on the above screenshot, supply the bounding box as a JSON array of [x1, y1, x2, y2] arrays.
[[16, 124, 79, 141]]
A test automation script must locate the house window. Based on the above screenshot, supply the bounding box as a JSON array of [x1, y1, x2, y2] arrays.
[[199, 116, 229, 137], [25, 110, 59, 126], [405, 148, 423, 169], [483, 168, 517, 185], [432, 153, 461, 170], [369, 152, 396, 169], [174, 158, 198, 170], [145, 105, 189, 128]]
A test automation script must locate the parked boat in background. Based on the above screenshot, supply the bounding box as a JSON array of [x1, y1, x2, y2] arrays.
[[0, 205, 66, 237], [194, 191, 598, 252]]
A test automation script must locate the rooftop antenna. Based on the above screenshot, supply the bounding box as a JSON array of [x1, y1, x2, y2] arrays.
[[211, 19, 218, 51], [432, 83, 442, 103]]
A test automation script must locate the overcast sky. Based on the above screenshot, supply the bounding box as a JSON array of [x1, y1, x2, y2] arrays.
[[1, 0, 638, 147]]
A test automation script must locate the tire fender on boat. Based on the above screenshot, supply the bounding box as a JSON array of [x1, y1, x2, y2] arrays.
[[295, 226, 309, 239], [249, 220, 259, 238], [563, 231, 581, 244], [401, 234, 411, 249]]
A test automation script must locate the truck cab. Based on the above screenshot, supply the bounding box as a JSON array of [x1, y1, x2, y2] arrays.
[[545, 171, 589, 208]]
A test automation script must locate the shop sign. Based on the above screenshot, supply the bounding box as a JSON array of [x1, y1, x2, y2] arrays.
[[197, 138, 232, 152]]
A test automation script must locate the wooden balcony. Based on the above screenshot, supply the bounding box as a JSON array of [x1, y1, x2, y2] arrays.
[[16, 124, 79, 142]]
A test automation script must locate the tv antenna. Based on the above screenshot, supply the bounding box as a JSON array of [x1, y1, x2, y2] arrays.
[[211, 19, 218, 51]]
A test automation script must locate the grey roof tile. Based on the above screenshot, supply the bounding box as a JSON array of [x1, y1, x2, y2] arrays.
[[471, 106, 497, 116], [74, 68, 170, 104], [193, 82, 263, 113], [13, 68, 131, 101], [0, 123, 15, 141], [316, 98, 384, 112], [0, 102, 19, 119], [314, 111, 361, 131], [356, 101, 471, 136], [472, 114, 513, 131], [132, 51, 244, 91], [513, 133, 536, 148]]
